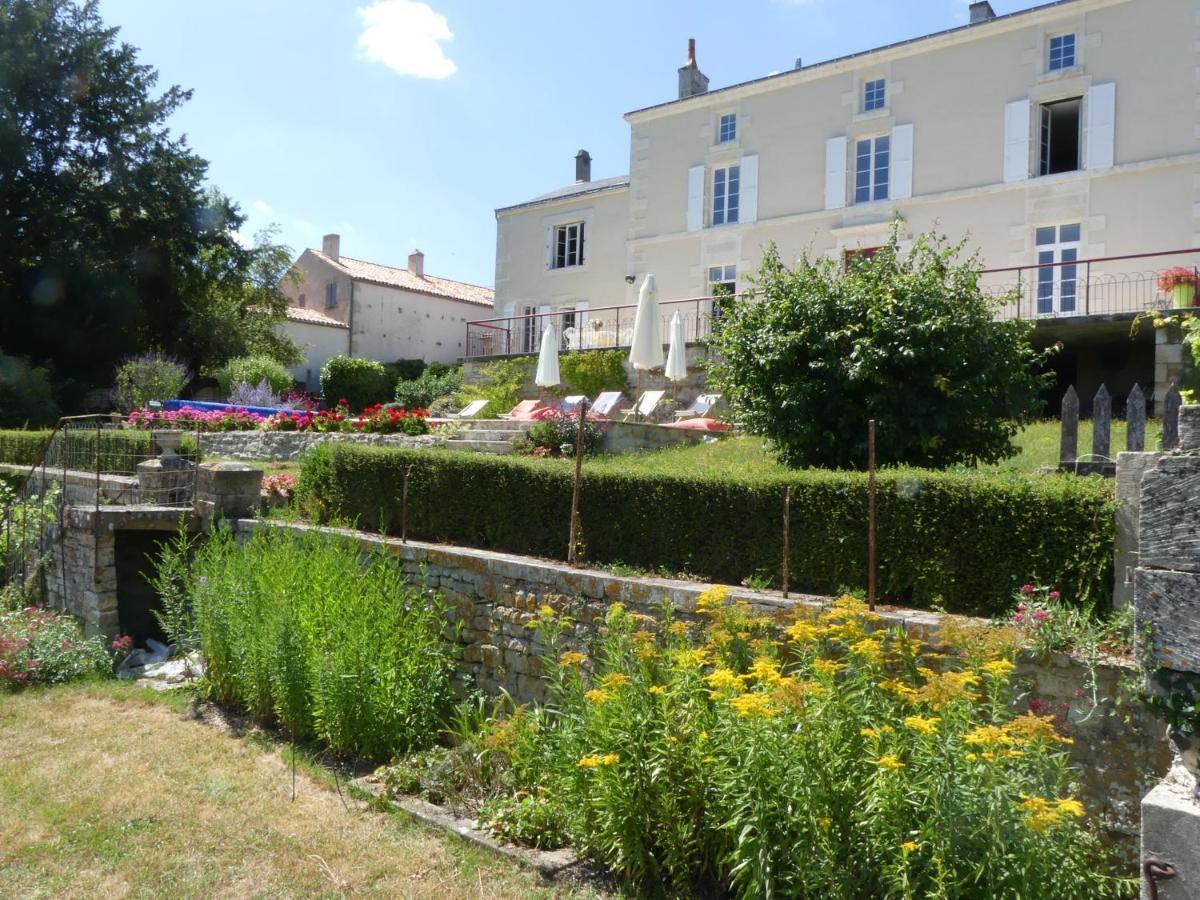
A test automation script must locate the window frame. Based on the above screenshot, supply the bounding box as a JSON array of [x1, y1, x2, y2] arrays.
[[707, 264, 737, 295], [854, 135, 890, 204], [297, 292, 306, 308], [711, 164, 741, 226], [324, 282, 337, 309], [718, 113, 737, 144], [863, 78, 886, 112], [1047, 33, 1076, 72], [1038, 96, 1082, 176], [1034, 223, 1081, 316], [551, 221, 586, 269]]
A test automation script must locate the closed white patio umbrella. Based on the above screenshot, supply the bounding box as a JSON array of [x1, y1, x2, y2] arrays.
[[664, 310, 688, 395], [628, 274, 664, 372], [535, 323, 560, 388]]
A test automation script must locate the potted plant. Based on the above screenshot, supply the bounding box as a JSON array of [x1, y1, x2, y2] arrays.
[[1158, 267, 1198, 309]]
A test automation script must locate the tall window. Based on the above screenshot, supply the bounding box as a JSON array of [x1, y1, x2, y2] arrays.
[[708, 265, 736, 295], [712, 165, 740, 226], [552, 222, 585, 268], [854, 136, 889, 203], [324, 282, 337, 309], [863, 78, 886, 112], [1038, 97, 1081, 175], [1035, 223, 1080, 315], [297, 293, 306, 308], [718, 113, 737, 143], [1048, 33, 1075, 71]]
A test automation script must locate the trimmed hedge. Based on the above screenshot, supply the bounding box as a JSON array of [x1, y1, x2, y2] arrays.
[[297, 444, 1117, 616], [0, 428, 197, 473]]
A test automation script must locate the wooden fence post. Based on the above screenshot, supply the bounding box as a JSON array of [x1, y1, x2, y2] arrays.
[[1059, 386, 1079, 465], [1126, 384, 1146, 452], [567, 401, 587, 564], [781, 486, 791, 599]]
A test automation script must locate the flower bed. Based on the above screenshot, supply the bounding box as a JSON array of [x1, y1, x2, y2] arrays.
[[127, 399, 430, 436], [376, 591, 1131, 898], [0, 605, 115, 687]]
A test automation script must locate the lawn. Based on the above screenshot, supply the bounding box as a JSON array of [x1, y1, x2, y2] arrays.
[[0, 681, 598, 899]]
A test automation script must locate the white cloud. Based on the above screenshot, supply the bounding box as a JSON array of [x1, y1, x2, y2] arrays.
[[290, 218, 316, 232], [253, 200, 272, 214], [356, 0, 457, 79]]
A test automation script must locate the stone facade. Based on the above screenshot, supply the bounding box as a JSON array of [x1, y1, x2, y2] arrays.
[[241, 518, 1170, 846], [198, 430, 442, 462]]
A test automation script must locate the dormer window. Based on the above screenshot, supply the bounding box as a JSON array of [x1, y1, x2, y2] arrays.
[[718, 113, 737, 143], [863, 78, 886, 112], [1048, 33, 1075, 71]]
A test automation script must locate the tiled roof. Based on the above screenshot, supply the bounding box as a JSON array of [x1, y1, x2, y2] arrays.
[[311, 250, 495, 307], [496, 175, 630, 214], [284, 306, 348, 328]]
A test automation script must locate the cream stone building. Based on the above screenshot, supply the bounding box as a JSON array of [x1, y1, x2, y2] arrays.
[[280, 234, 493, 390], [488, 0, 1200, 409]]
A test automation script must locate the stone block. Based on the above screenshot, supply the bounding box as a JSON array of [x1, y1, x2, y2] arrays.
[[1140, 457, 1200, 573], [1135, 568, 1200, 673], [196, 461, 263, 519], [1141, 765, 1200, 900], [1115, 452, 1163, 608]]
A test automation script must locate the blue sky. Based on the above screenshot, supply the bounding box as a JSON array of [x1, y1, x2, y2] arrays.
[[97, 0, 1046, 289]]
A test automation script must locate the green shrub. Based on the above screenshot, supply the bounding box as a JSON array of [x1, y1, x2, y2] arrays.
[[186, 525, 455, 759], [112, 353, 189, 413], [0, 428, 196, 472], [465, 596, 1128, 897], [527, 410, 604, 456], [0, 354, 60, 428], [385, 358, 427, 385], [463, 357, 535, 413], [0, 606, 112, 687], [393, 365, 463, 409], [560, 350, 627, 398], [297, 444, 1116, 615], [216, 354, 293, 396], [319, 356, 390, 413]]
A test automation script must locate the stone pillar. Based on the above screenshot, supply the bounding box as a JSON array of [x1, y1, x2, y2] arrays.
[[1155, 326, 1187, 415], [1135, 405, 1200, 897], [1114, 451, 1161, 608], [195, 461, 263, 520]]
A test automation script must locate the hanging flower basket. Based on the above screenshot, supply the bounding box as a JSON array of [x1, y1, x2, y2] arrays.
[[1158, 267, 1198, 309]]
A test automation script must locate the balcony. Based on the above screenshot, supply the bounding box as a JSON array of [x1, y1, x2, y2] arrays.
[[464, 248, 1200, 360]]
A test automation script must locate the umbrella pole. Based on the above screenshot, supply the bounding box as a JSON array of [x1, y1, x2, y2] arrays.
[[636, 371, 642, 422]]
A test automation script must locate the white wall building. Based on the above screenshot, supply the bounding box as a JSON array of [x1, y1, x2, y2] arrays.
[[491, 0, 1200, 408], [279, 234, 494, 390]]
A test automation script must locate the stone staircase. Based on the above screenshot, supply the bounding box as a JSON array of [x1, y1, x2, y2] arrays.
[[442, 419, 531, 455]]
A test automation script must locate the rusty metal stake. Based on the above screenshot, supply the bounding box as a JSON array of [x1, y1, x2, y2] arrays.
[[567, 400, 588, 564], [868, 418, 877, 612], [400, 465, 413, 543], [781, 485, 791, 598], [1144, 859, 1177, 900]]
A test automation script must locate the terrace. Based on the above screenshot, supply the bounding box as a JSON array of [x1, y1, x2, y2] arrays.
[[464, 248, 1200, 359]]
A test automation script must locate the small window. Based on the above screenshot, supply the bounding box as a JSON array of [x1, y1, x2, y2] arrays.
[[708, 264, 737, 295], [1034, 223, 1081, 315], [297, 293, 306, 308], [1038, 97, 1081, 176], [718, 113, 737, 143], [712, 165, 740, 226], [1048, 33, 1075, 71], [863, 78, 886, 112], [552, 222, 585, 268], [324, 283, 337, 309], [854, 136, 890, 204]]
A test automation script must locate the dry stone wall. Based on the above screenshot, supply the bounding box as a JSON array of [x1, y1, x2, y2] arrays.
[[198, 431, 441, 462]]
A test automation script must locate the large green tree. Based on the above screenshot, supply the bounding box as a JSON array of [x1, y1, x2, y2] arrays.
[[709, 229, 1050, 469], [0, 0, 295, 407]]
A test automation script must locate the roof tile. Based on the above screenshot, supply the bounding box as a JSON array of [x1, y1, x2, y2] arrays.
[[312, 251, 494, 307]]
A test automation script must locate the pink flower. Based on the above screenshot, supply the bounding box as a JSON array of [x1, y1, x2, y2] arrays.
[[1031, 609, 1049, 622], [1048, 590, 1060, 601], [1019, 583, 1035, 596]]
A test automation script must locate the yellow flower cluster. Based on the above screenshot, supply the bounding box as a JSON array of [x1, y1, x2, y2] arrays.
[[706, 667, 744, 694], [812, 658, 844, 679], [578, 752, 620, 769], [601, 673, 632, 689], [747, 657, 785, 686], [772, 678, 823, 712], [1006, 712, 1073, 745], [695, 585, 731, 615], [878, 678, 919, 702], [728, 693, 778, 719], [649, 685, 666, 696], [674, 648, 711, 669], [585, 689, 612, 706], [903, 715, 940, 736], [875, 754, 906, 771], [1019, 794, 1084, 832], [981, 659, 1015, 679], [559, 651, 587, 667], [916, 669, 979, 709], [860, 725, 894, 739], [850, 638, 884, 665], [785, 620, 820, 645], [900, 840, 919, 854]]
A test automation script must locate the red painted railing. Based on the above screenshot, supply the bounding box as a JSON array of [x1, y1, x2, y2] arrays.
[[464, 248, 1200, 359]]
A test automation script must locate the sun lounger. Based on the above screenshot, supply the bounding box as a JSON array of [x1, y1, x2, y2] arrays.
[[450, 398, 489, 419], [499, 399, 546, 420], [590, 391, 626, 418], [561, 395, 587, 414], [675, 393, 722, 420], [622, 390, 667, 422]]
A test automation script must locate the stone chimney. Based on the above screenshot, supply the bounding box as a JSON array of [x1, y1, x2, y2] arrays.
[[794, 56, 803, 70], [575, 149, 592, 183], [677, 38, 709, 100], [408, 249, 424, 278], [969, 1, 996, 24], [322, 233, 340, 259]]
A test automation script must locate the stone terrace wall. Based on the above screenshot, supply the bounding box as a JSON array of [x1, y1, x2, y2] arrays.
[[198, 431, 441, 462], [240, 518, 1171, 845]]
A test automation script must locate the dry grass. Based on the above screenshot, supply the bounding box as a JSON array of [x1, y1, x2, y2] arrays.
[[0, 681, 598, 899]]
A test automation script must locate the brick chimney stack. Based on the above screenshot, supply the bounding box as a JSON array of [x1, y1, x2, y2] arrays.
[[575, 149, 592, 183], [677, 38, 709, 100], [408, 249, 424, 278], [322, 233, 340, 260]]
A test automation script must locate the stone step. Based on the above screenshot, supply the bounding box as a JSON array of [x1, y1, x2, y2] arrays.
[[459, 420, 529, 433], [444, 438, 515, 455], [453, 428, 529, 441]]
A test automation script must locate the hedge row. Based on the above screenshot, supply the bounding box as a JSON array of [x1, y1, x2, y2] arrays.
[[0, 429, 196, 474], [297, 444, 1117, 616]]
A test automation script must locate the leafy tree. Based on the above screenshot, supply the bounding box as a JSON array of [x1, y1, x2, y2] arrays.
[[0, 1, 296, 409], [708, 229, 1049, 469], [0, 352, 60, 427]]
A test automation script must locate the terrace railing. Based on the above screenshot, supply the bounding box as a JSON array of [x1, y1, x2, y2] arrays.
[[464, 248, 1200, 360]]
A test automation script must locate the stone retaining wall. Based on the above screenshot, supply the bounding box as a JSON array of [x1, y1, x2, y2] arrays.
[[240, 518, 1171, 845], [198, 430, 442, 462]]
